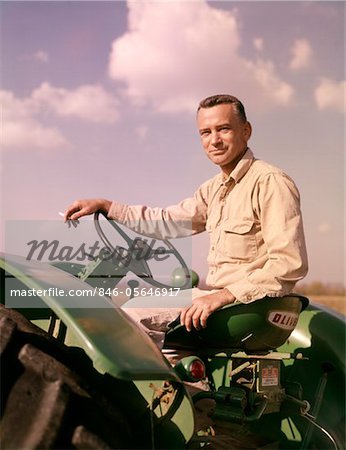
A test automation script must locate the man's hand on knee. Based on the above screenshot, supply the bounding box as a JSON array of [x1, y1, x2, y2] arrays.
[[180, 289, 235, 332]]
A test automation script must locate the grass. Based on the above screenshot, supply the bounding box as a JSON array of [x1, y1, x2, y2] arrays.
[[307, 295, 345, 315]]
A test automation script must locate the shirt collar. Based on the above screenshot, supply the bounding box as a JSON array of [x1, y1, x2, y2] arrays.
[[221, 148, 254, 185]]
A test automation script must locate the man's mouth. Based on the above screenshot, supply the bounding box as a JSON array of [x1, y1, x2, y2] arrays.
[[210, 149, 226, 155]]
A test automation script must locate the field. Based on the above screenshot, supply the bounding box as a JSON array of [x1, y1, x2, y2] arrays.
[[307, 295, 345, 315]]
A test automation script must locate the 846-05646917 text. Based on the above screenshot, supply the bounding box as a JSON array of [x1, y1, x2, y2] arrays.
[[9, 287, 181, 298]]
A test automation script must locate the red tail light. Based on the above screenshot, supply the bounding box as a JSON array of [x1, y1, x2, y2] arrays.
[[174, 356, 206, 382], [189, 359, 205, 381]]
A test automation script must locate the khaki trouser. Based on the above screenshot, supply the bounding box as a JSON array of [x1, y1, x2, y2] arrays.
[[121, 287, 220, 349]]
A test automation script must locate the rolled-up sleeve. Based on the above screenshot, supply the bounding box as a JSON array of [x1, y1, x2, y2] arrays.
[[107, 186, 208, 239]]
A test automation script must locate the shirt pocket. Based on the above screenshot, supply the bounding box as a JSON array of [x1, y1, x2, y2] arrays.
[[221, 218, 257, 261]]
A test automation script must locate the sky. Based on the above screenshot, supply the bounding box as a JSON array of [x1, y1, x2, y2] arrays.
[[1, 0, 345, 287]]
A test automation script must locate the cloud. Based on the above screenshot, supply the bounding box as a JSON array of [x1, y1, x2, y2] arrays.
[[289, 38, 313, 71], [1, 90, 70, 151], [34, 50, 49, 63], [32, 82, 119, 123], [318, 223, 332, 233], [3, 118, 70, 151], [108, 1, 294, 114], [1, 83, 120, 151], [314, 78, 345, 113], [245, 59, 294, 105], [253, 38, 264, 52], [135, 125, 149, 142]]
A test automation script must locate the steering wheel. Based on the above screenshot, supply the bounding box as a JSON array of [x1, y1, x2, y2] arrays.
[[94, 211, 192, 289]]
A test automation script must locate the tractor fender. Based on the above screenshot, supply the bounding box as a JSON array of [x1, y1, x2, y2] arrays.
[[278, 303, 345, 446], [1, 253, 178, 381]]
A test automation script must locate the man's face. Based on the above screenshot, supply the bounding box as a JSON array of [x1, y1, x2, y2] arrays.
[[197, 104, 251, 175]]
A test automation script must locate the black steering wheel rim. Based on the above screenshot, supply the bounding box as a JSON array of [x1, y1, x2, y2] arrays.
[[94, 211, 192, 289]]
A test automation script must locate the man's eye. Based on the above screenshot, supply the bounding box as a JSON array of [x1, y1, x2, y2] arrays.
[[220, 127, 231, 132], [200, 131, 210, 136]]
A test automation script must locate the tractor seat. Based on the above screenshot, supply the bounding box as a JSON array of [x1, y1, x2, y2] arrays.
[[163, 295, 309, 352]]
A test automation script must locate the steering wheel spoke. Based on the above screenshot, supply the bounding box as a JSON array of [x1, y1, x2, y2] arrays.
[[94, 211, 192, 289]]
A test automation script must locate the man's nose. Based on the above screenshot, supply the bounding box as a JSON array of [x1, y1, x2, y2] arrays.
[[210, 132, 222, 146]]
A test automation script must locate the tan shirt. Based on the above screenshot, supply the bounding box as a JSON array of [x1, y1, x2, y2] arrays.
[[108, 149, 308, 303]]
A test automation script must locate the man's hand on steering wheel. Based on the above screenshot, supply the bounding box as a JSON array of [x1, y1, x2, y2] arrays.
[[64, 199, 111, 222], [63, 200, 193, 290], [180, 289, 236, 332]]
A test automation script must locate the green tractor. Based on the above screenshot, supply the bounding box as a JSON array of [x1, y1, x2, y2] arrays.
[[1, 214, 344, 449]]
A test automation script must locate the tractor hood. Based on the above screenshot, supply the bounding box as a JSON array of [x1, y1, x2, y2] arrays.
[[0, 253, 179, 382]]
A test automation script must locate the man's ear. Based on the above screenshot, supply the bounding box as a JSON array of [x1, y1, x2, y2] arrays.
[[244, 121, 252, 141]]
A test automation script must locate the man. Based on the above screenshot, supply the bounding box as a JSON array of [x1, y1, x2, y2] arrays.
[[65, 94, 308, 338]]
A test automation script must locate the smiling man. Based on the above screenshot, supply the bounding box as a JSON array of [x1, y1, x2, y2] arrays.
[[65, 94, 308, 341], [198, 97, 251, 175]]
